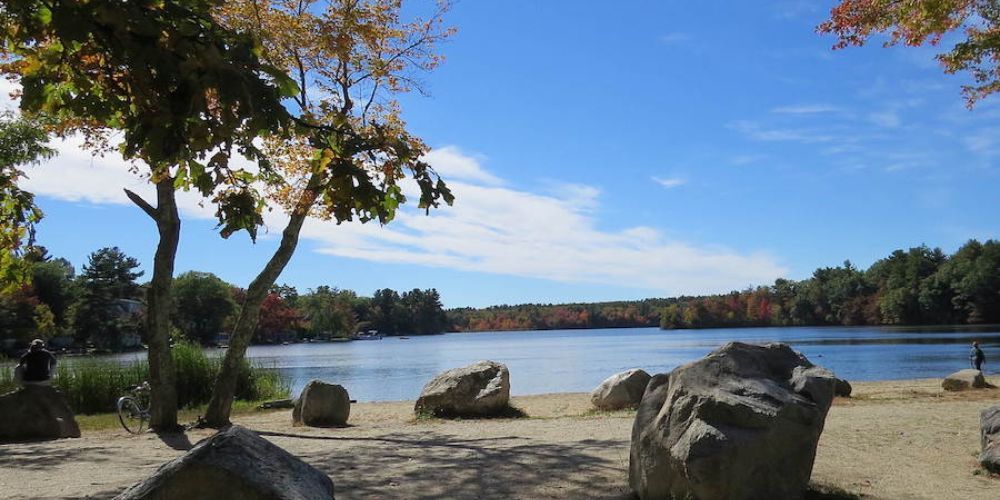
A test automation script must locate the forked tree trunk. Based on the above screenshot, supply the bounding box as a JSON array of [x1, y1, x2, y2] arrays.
[[125, 179, 180, 432], [202, 184, 318, 427]]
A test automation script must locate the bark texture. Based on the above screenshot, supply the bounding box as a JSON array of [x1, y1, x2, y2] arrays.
[[127, 180, 180, 432]]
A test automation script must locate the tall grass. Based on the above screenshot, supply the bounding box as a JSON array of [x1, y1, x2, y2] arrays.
[[1, 341, 289, 414]]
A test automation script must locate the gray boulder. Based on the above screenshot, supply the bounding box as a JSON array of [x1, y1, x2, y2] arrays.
[[0, 385, 81, 442], [980, 406, 1000, 473], [293, 380, 350, 427], [835, 378, 853, 397], [942, 369, 989, 391], [629, 342, 837, 500], [591, 368, 651, 410], [115, 425, 334, 500], [415, 360, 510, 417]]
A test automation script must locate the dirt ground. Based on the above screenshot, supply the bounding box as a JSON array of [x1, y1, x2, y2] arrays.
[[1, 379, 998, 499]]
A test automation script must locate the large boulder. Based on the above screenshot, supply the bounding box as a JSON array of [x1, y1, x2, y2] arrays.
[[415, 360, 510, 417], [115, 425, 334, 500], [591, 368, 651, 411], [942, 369, 989, 391], [292, 380, 350, 427], [629, 342, 837, 500], [0, 385, 81, 442], [980, 406, 1000, 473]]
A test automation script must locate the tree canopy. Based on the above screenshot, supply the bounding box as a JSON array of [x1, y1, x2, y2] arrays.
[[819, 0, 1000, 106], [172, 271, 236, 345], [74, 247, 144, 348], [0, 114, 54, 292], [202, 0, 454, 427]]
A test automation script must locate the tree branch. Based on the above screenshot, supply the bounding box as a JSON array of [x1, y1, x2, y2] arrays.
[[124, 188, 158, 220]]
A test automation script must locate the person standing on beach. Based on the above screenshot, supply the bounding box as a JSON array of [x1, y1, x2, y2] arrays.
[[16, 339, 58, 385], [970, 341, 986, 371]]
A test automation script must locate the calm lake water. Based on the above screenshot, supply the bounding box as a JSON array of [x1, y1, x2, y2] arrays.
[[97, 325, 1000, 402]]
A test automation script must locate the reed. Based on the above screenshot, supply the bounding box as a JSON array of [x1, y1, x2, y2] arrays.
[[1, 342, 289, 414]]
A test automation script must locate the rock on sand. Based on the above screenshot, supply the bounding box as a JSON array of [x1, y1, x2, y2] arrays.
[[591, 368, 651, 411], [629, 342, 836, 500], [942, 369, 989, 391], [415, 360, 510, 417], [114, 425, 334, 500], [0, 385, 80, 442]]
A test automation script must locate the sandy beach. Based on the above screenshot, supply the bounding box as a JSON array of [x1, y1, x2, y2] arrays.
[[1, 379, 999, 499]]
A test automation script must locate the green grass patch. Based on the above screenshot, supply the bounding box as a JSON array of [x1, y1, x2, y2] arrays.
[[1, 341, 289, 414], [77, 400, 283, 432]]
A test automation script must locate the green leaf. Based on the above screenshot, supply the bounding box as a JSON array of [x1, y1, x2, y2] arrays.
[[35, 6, 52, 25]]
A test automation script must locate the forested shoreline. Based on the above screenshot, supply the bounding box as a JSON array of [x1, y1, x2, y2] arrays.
[[3, 240, 998, 352], [0, 246, 448, 353], [447, 240, 1000, 332]]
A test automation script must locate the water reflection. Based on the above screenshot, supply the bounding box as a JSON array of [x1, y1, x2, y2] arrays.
[[81, 325, 999, 402]]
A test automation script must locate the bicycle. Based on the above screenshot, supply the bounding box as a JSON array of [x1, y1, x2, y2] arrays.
[[117, 381, 151, 434]]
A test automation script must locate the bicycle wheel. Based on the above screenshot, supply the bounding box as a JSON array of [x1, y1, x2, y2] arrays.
[[117, 397, 147, 434]]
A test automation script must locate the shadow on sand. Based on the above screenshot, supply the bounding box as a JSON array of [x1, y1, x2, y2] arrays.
[[262, 428, 632, 499]]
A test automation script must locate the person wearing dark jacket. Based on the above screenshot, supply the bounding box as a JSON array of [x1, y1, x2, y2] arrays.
[[970, 341, 986, 371], [17, 339, 57, 385]]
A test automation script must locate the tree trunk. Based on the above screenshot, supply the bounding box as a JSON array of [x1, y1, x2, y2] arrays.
[[126, 179, 181, 432], [202, 184, 318, 427]]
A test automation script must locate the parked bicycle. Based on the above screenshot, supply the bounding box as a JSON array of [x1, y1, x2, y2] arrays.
[[117, 381, 151, 434]]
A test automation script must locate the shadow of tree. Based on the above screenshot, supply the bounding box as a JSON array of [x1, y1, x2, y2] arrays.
[[260, 428, 632, 499], [155, 431, 193, 451], [0, 442, 119, 471]]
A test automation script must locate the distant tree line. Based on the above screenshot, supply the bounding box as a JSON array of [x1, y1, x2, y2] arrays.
[[6, 240, 997, 348], [446, 240, 1000, 333], [447, 299, 670, 332], [0, 247, 448, 351], [659, 240, 1000, 329]]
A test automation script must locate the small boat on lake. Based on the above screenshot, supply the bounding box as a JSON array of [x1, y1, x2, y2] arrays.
[[352, 330, 383, 340]]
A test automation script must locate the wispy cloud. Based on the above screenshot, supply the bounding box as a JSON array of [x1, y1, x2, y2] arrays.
[[868, 109, 901, 128], [771, 0, 822, 19], [651, 176, 686, 189], [771, 104, 840, 115], [728, 120, 836, 143], [659, 32, 691, 45], [964, 127, 1000, 156], [730, 154, 766, 166]]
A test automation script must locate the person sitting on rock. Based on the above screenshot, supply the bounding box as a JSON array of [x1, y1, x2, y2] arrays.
[[970, 341, 986, 371], [16, 339, 57, 386]]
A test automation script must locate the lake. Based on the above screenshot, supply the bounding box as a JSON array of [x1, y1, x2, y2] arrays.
[[96, 325, 1000, 402]]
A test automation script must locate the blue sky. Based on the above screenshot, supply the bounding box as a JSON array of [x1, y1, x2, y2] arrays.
[[13, 1, 1000, 308]]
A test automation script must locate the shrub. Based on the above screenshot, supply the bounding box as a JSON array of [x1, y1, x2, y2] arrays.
[[3, 341, 289, 414]]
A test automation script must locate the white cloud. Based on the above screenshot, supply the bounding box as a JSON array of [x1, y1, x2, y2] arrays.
[[651, 176, 686, 189], [24, 139, 788, 297], [22, 136, 222, 222], [291, 149, 786, 295], [421, 146, 502, 185], [1, 79, 19, 113], [7, 77, 787, 296]]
